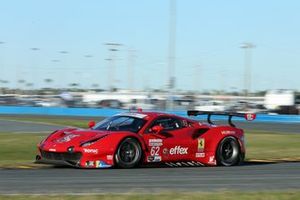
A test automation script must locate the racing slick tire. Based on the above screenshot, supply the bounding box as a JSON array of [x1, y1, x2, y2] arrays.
[[216, 136, 241, 166], [115, 137, 142, 168]]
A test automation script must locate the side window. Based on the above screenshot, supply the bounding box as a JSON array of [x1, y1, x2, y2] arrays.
[[148, 117, 183, 132]]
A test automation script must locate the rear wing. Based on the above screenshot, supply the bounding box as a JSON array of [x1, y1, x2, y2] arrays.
[[187, 110, 256, 127]]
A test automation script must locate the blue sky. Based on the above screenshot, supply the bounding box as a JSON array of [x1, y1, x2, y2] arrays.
[[0, 0, 299, 91]]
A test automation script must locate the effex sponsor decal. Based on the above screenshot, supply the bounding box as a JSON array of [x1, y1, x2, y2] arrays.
[[169, 146, 188, 155]]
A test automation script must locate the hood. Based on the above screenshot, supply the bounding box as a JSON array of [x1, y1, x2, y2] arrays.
[[43, 128, 110, 149]]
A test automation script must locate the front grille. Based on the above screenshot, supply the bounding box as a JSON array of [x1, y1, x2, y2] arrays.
[[41, 150, 82, 163]]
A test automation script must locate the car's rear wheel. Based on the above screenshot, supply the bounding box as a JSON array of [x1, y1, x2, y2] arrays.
[[216, 136, 241, 166], [115, 138, 142, 168]]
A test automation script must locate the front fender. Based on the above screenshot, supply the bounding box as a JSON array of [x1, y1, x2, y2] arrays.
[[81, 132, 145, 168]]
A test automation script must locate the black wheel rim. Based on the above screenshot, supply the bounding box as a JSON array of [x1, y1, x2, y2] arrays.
[[119, 141, 139, 164], [220, 139, 238, 164]]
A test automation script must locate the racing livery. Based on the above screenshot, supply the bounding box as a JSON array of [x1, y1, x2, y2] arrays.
[[36, 110, 256, 168]]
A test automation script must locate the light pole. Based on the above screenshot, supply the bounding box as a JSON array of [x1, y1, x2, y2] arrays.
[[0, 41, 5, 93], [30, 47, 41, 89], [127, 48, 136, 91], [104, 43, 122, 91], [58, 50, 69, 88], [241, 42, 255, 97], [193, 65, 201, 93], [167, 0, 177, 110]]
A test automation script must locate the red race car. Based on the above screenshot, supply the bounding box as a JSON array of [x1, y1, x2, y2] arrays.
[[36, 110, 256, 168]]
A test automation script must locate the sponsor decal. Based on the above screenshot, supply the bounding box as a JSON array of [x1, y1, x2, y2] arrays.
[[85, 161, 94, 167], [150, 146, 160, 156], [116, 113, 148, 119], [240, 136, 245, 143], [221, 130, 236, 135], [245, 113, 256, 121], [197, 138, 205, 151], [195, 152, 205, 158], [49, 148, 56, 152], [63, 131, 73, 135], [169, 146, 188, 155], [149, 139, 163, 147], [208, 156, 216, 165], [56, 134, 79, 143], [166, 161, 204, 167], [182, 120, 188, 127], [106, 155, 113, 160], [147, 155, 162, 162], [163, 148, 169, 155], [96, 160, 112, 168], [83, 148, 98, 154]]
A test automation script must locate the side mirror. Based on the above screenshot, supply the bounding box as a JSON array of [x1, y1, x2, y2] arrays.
[[88, 121, 96, 128], [151, 125, 164, 134]]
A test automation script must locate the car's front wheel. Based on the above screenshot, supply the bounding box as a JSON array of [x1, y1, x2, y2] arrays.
[[114, 138, 142, 168], [216, 136, 241, 166]]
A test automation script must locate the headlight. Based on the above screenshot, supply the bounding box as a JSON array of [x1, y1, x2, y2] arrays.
[[80, 135, 108, 147], [81, 141, 97, 147]]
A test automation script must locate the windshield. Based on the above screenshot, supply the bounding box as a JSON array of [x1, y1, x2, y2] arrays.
[[92, 116, 146, 133]]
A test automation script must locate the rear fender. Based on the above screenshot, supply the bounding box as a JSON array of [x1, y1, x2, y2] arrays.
[[202, 127, 244, 155]]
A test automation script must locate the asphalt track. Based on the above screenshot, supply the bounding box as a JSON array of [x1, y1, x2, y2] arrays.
[[0, 162, 299, 194], [0, 119, 64, 133]]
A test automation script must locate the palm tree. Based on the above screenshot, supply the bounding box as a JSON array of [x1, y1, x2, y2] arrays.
[[18, 79, 26, 84], [69, 83, 79, 88], [91, 83, 99, 88], [26, 83, 33, 87], [44, 78, 53, 89], [44, 78, 53, 84]]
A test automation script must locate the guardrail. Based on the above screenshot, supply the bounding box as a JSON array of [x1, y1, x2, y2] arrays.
[[0, 106, 299, 123]]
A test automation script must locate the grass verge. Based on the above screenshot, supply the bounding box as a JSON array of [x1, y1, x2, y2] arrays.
[[1, 191, 300, 200], [0, 133, 46, 167], [245, 131, 300, 161]]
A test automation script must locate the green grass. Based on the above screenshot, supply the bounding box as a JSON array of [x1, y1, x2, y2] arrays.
[[0, 133, 46, 167], [245, 131, 300, 160], [1, 191, 300, 200]]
